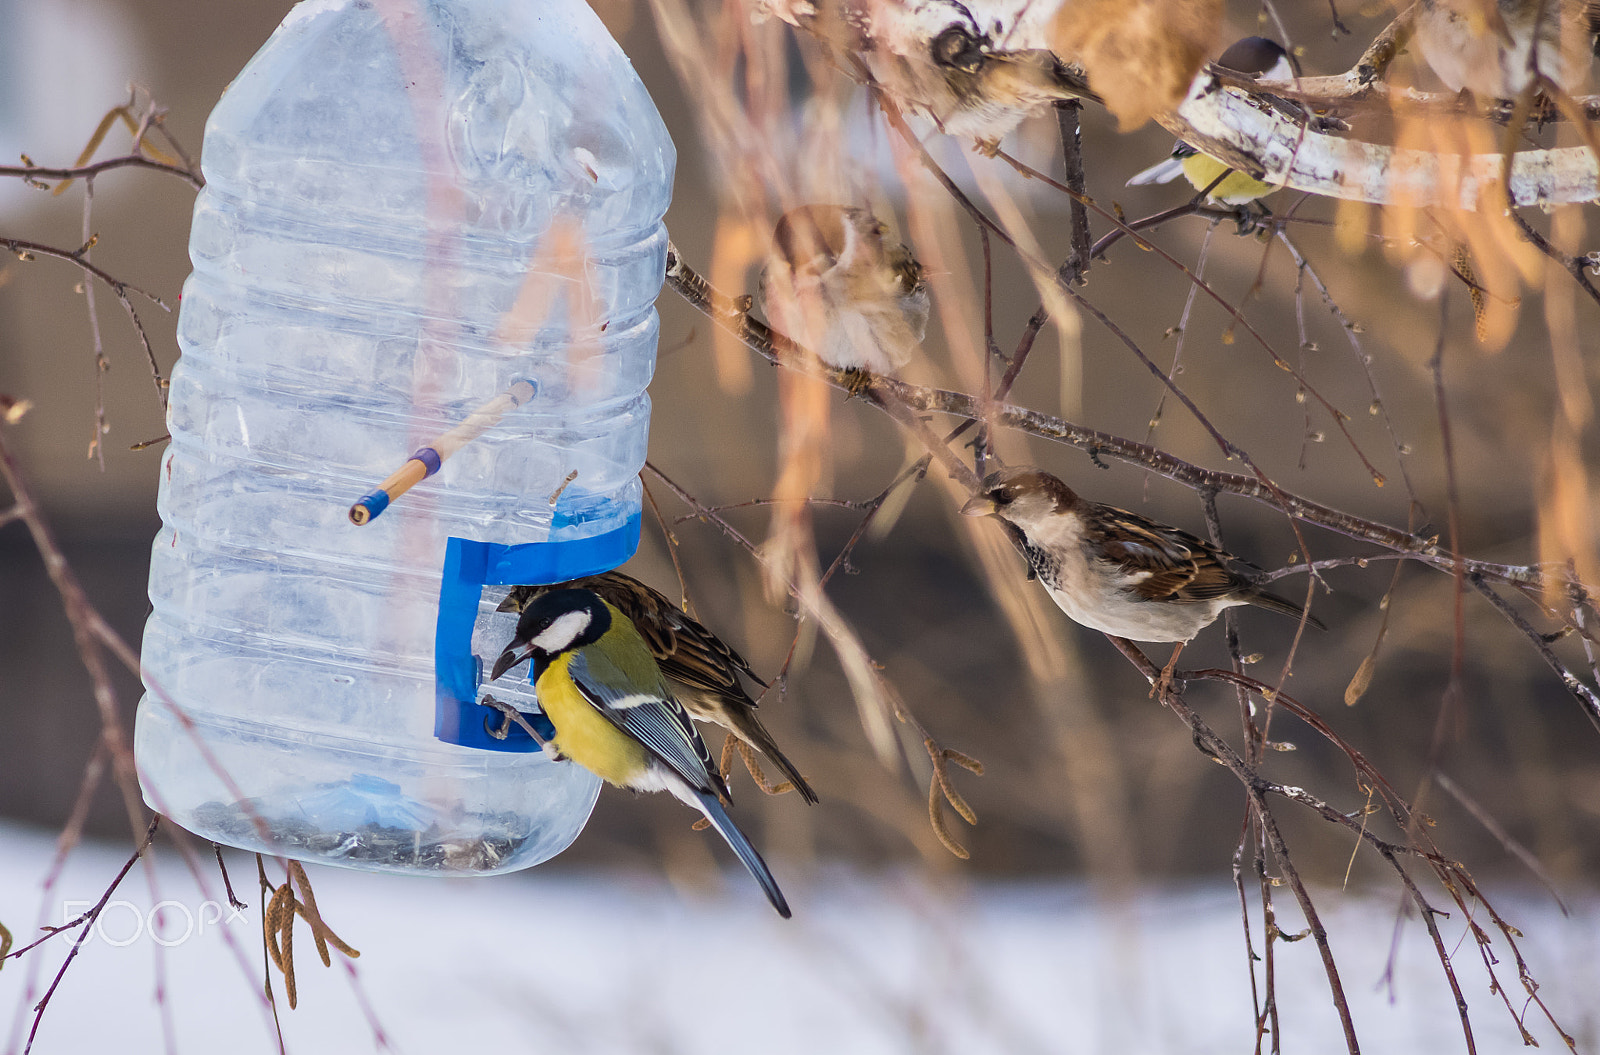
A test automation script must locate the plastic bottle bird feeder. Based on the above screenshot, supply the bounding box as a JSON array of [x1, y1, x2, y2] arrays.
[[133, 0, 674, 875]]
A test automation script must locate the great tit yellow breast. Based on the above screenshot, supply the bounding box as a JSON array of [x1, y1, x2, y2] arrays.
[[1180, 154, 1276, 206], [536, 652, 651, 787]]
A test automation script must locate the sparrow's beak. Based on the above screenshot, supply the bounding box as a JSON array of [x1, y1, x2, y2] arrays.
[[495, 585, 536, 614], [960, 494, 997, 518], [489, 640, 535, 682]]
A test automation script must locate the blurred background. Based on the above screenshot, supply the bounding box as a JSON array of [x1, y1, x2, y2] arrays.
[[2, 0, 1599, 978]]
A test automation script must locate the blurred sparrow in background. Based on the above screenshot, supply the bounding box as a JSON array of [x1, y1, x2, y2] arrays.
[[759, 204, 929, 383], [489, 588, 791, 917], [1411, 0, 1599, 98], [760, 0, 1098, 144], [500, 572, 818, 803], [962, 466, 1322, 664], [1125, 36, 1297, 208]]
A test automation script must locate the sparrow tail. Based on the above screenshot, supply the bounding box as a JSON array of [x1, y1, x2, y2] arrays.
[[695, 790, 792, 918], [734, 715, 820, 805], [1247, 590, 1327, 631]]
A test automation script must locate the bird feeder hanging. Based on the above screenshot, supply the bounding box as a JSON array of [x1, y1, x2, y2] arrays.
[[134, 0, 675, 875]]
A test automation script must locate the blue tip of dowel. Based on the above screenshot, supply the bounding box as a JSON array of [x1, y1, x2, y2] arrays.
[[350, 489, 391, 525]]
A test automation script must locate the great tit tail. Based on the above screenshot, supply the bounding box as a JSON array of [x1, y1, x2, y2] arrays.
[[695, 791, 792, 919], [1126, 155, 1187, 187]]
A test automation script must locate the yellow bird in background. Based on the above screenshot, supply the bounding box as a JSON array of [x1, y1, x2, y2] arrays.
[[1125, 37, 1297, 208]]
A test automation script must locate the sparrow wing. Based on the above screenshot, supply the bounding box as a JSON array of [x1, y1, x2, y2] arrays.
[[588, 573, 766, 700], [583, 578, 817, 804], [657, 619, 763, 702], [566, 648, 727, 798], [1161, 549, 1256, 603], [1088, 505, 1250, 603]]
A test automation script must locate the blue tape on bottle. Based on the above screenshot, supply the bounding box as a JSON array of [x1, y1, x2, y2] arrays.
[[433, 510, 641, 752]]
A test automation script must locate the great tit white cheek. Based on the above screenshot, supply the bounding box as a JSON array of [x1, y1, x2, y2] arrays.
[[532, 610, 592, 654]]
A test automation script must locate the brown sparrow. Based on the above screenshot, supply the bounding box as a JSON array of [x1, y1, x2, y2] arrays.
[[760, 0, 1099, 144], [759, 204, 929, 379], [961, 466, 1323, 645], [499, 572, 819, 803], [1411, 0, 1598, 98]]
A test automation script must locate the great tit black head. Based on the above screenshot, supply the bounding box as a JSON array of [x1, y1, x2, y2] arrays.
[[1215, 36, 1297, 81], [489, 588, 611, 682]]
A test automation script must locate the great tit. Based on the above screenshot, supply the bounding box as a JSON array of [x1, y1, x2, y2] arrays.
[[490, 588, 792, 918], [1125, 37, 1298, 207], [499, 573, 819, 804]]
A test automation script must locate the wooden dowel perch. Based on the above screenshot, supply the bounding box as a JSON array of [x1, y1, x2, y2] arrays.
[[349, 379, 537, 525]]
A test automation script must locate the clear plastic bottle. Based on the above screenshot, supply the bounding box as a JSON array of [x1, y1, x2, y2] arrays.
[[134, 0, 674, 875]]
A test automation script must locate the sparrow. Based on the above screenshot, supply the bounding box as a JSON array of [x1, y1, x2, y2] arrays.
[[1411, 0, 1599, 99], [761, 0, 1100, 144], [498, 573, 819, 804], [1126, 37, 1298, 207], [489, 588, 791, 918], [960, 466, 1323, 645], [759, 204, 929, 380]]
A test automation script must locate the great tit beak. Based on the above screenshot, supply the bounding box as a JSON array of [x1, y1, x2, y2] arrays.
[[960, 494, 997, 517], [490, 640, 535, 682]]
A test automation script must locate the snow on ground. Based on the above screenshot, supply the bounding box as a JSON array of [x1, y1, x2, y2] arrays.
[[1, 821, 1596, 1055]]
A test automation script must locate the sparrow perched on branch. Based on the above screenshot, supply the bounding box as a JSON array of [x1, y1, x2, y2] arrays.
[[1411, 0, 1599, 99], [759, 204, 929, 380], [761, 0, 1099, 143], [961, 466, 1323, 645], [1125, 37, 1297, 207], [499, 573, 818, 803], [489, 588, 791, 917]]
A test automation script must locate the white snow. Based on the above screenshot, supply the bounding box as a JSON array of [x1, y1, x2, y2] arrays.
[[2, 821, 1596, 1054]]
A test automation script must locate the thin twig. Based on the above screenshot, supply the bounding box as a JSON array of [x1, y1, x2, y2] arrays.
[[1470, 575, 1600, 732], [0, 238, 169, 307], [0, 155, 203, 190], [1054, 100, 1092, 285], [1434, 772, 1568, 913], [22, 817, 159, 1055], [990, 148, 1387, 487], [645, 460, 982, 846], [664, 242, 1580, 601], [1144, 220, 1217, 452], [1275, 228, 1425, 508]]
